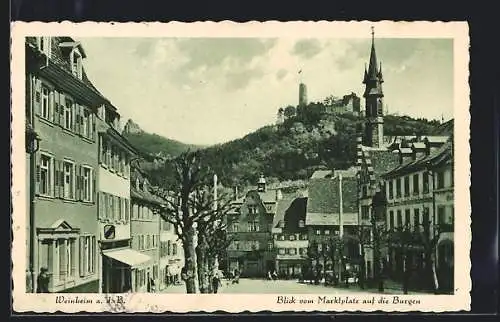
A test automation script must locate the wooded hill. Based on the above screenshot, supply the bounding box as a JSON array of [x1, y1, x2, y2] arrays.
[[134, 102, 449, 191]]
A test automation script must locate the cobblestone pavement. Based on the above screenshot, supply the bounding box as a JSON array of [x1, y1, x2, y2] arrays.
[[159, 278, 422, 294]]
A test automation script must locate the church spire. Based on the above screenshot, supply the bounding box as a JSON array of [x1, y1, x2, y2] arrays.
[[362, 25, 385, 148]]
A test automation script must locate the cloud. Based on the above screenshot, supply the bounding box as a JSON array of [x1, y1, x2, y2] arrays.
[[291, 39, 323, 59], [77, 37, 454, 145], [276, 69, 288, 80]]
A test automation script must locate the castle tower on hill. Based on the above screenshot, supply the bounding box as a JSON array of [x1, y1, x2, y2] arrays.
[[363, 26, 385, 148], [299, 83, 308, 107]]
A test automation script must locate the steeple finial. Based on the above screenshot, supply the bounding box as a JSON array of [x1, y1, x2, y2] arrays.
[[371, 26, 375, 44]]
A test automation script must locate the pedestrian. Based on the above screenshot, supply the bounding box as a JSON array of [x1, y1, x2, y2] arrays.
[[272, 270, 278, 280], [267, 271, 272, 280], [212, 270, 221, 294], [149, 277, 156, 293], [36, 267, 50, 293]]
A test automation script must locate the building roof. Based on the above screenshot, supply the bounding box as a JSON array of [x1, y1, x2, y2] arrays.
[[305, 175, 358, 225], [130, 168, 165, 205], [310, 170, 333, 179], [382, 140, 452, 179]]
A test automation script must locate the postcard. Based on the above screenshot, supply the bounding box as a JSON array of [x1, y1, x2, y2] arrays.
[[11, 21, 470, 313]]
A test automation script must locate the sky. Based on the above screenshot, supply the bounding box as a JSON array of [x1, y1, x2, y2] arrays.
[[77, 37, 454, 146]]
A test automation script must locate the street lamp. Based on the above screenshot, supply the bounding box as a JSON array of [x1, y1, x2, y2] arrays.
[[26, 127, 41, 293]]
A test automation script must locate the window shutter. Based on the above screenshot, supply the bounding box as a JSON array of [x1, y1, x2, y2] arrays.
[[76, 165, 82, 201], [59, 93, 66, 127], [92, 171, 96, 203], [33, 78, 42, 116], [91, 114, 96, 141], [79, 236, 85, 277], [54, 90, 60, 125], [91, 236, 96, 273], [48, 91, 54, 122], [98, 192, 103, 220], [71, 101, 76, 132], [35, 152, 40, 195], [125, 199, 130, 223], [50, 158, 55, 197], [60, 161, 65, 199], [75, 104, 80, 135]]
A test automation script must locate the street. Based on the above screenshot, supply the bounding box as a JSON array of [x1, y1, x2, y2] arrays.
[[159, 278, 399, 294]]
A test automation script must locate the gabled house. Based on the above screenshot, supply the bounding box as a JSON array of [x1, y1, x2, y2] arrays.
[[226, 175, 281, 277]]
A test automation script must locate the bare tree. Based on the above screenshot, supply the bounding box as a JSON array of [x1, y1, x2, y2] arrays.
[[194, 190, 233, 293], [369, 188, 391, 292], [150, 151, 223, 293], [390, 222, 418, 294], [418, 208, 444, 293]]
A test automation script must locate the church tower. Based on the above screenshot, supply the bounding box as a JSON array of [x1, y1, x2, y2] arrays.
[[363, 27, 384, 148]]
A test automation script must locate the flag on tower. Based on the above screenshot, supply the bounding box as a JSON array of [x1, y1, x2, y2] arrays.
[[298, 70, 302, 74]]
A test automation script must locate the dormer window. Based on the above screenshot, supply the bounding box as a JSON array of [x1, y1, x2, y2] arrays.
[[298, 220, 304, 228], [143, 180, 148, 192], [136, 178, 140, 190], [36, 37, 51, 57], [70, 48, 83, 79]]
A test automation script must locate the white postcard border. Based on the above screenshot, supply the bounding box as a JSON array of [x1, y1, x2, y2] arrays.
[[11, 21, 470, 313]]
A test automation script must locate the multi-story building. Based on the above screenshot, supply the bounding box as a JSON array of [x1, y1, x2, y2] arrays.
[[96, 102, 144, 293], [226, 176, 279, 277], [271, 196, 308, 278], [381, 139, 453, 292], [158, 219, 184, 290], [305, 171, 360, 271], [129, 167, 164, 292], [25, 36, 104, 292]]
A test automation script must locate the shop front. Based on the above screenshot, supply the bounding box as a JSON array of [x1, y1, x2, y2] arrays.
[[101, 244, 151, 293]]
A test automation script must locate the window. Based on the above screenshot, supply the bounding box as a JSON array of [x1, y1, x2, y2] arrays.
[[436, 171, 445, 189], [289, 234, 296, 241], [82, 167, 92, 202], [172, 243, 177, 255], [279, 234, 285, 241], [248, 205, 257, 214], [413, 174, 420, 195], [324, 230, 330, 235], [316, 229, 321, 235], [361, 205, 369, 220], [405, 209, 411, 229], [64, 97, 73, 130], [231, 222, 239, 232], [278, 248, 285, 255], [298, 220, 304, 228], [423, 207, 430, 227], [38, 153, 54, 196], [423, 173, 429, 193], [289, 248, 297, 255], [41, 85, 50, 120], [396, 178, 402, 198], [396, 210, 402, 228], [414, 209, 420, 231], [300, 234, 308, 240], [404, 176, 410, 197], [71, 49, 83, 79], [82, 109, 90, 138], [388, 181, 394, 199], [79, 235, 95, 276], [248, 220, 259, 232], [36, 37, 51, 57], [267, 242, 273, 250], [63, 161, 75, 199], [437, 206, 446, 225]]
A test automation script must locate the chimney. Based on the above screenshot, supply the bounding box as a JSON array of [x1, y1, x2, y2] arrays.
[[275, 188, 283, 201]]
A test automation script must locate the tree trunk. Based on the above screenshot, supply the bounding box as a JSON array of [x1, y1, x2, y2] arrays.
[[183, 228, 198, 294], [196, 237, 210, 294], [359, 247, 366, 289]]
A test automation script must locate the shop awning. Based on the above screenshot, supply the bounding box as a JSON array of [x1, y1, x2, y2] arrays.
[[103, 248, 151, 267]]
